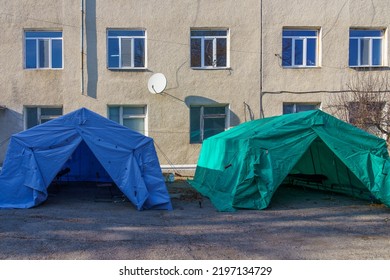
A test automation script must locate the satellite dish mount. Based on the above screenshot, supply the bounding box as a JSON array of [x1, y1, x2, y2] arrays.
[[148, 73, 167, 94]]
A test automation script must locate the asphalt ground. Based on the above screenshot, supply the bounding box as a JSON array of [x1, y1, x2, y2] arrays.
[[0, 180, 389, 260]]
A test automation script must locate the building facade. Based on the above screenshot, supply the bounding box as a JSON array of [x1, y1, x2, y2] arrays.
[[261, 0, 390, 119], [1, 0, 390, 168]]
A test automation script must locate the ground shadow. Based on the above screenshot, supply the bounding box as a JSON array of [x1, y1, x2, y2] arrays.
[[1, 180, 389, 260]]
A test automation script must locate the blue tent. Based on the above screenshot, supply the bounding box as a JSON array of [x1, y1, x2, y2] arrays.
[[0, 108, 172, 210]]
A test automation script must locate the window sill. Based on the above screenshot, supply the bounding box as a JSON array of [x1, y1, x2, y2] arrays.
[[349, 65, 389, 70], [107, 67, 150, 72], [24, 68, 63, 70], [191, 67, 232, 70], [282, 66, 320, 69]]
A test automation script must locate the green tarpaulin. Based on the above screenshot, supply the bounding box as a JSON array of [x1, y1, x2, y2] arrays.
[[189, 110, 390, 211]]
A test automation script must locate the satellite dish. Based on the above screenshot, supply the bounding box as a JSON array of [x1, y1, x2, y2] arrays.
[[148, 73, 167, 94]]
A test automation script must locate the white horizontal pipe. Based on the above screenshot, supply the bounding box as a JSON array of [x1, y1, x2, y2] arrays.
[[160, 164, 197, 170]]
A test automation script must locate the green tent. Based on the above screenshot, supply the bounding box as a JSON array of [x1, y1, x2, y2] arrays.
[[189, 110, 390, 211]]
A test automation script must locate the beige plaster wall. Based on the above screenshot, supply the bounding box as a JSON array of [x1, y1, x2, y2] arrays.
[[0, 0, 261, 165]]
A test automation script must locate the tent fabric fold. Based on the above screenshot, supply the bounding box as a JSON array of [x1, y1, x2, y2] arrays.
[[0, 107, 172, 210], [189, 110, 390, 211]]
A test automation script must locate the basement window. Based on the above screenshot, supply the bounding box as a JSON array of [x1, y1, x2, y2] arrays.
[[25, 106, 63, 129], [108, 105, 147, 135], [190, 105, 229, 143], [283, 103, 320, 114]]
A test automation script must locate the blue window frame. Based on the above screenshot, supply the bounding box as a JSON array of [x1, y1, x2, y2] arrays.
[[190, 30, 229, 68], [282, 29, 318, 67], [107, 30, 146, 69], [349, 29, 384, 67], [25, 31, 63, 69]]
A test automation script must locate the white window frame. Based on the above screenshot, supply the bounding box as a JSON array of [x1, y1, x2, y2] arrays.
[[108, 105, 148, 135], [24, 106, 63, 129], [349, 29, 387, 67], [107, 30, 147, 69], [190, 105, 230, 143], [282, 29, 320, 68], [24, 31, 63, 69], [190, 29, 230, 69]]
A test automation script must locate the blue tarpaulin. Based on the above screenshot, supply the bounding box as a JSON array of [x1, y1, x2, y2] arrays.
[[0, 108, 172, 210]]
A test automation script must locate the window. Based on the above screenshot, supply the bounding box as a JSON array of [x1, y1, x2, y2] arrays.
[[25, 107, 63, 129], [349, 29, 385, 67], [348, 101, 384, 128], [107, 30, 146, 69], [25, 31, 63, 69], [108, 106, 147, 135], [282, 29, 319, 67], [190, 30, 229, 68], [190, 105, 228, 143], [283, 103, 319, 114]]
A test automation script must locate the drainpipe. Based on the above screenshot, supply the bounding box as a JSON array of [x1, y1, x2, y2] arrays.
[[259, 0, 264, 118], [81, 0, 85, 94]]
